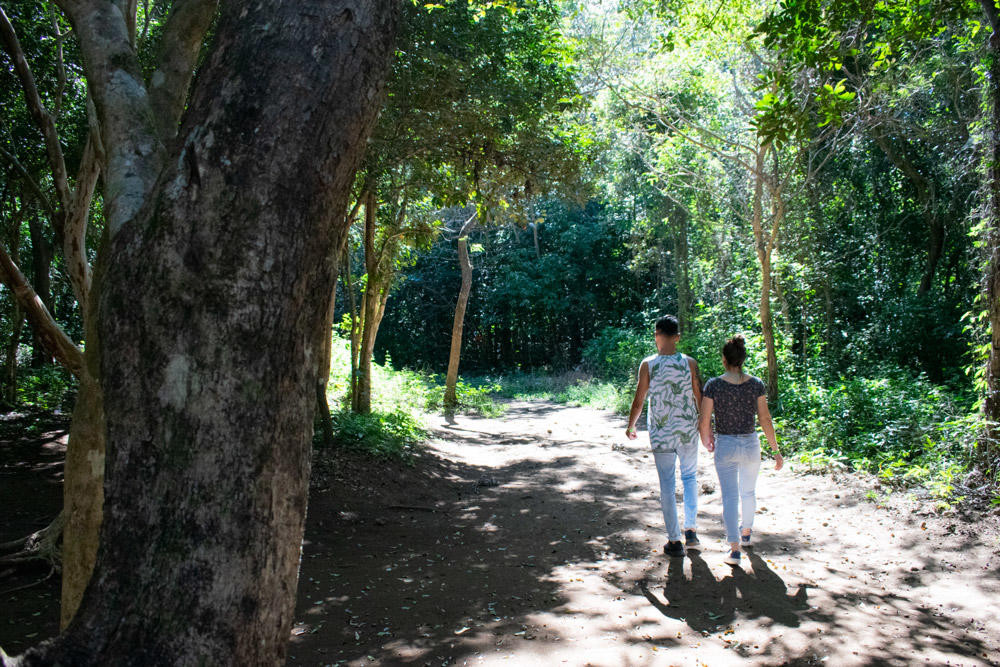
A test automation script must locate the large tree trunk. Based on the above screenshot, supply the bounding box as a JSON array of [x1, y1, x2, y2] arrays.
[[8, 1, 397, 664], [444, 213, 477, 408], [980, 0, 1000, 480]]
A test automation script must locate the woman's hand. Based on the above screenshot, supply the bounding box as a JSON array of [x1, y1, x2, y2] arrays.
[[773, 451, 783, 471], [625, 425, 638, 441], [703, 436, 715, 453]]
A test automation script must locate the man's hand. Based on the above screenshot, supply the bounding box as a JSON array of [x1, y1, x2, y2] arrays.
[[703, 437, 715, 453], [625, 425, 638, 440]]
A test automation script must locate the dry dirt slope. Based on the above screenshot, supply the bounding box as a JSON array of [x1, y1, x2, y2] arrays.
[[289, 400, 1000, 666]]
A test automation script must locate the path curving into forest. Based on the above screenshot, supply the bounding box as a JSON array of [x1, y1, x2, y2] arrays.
[[290, 400, 1000, 666]]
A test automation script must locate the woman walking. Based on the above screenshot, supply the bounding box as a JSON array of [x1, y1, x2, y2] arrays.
[[699, 335, 782, 566]]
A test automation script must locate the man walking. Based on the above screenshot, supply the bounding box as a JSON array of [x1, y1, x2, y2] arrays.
[[625, 315, 704, 557]]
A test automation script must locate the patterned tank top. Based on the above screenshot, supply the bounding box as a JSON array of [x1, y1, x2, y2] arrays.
[[644, 353, 699, 453]]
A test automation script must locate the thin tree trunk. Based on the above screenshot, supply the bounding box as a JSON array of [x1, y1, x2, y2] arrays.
[[980, 0, 1000, 479], [59, 373, 104, 629], [670, 203, 692, 335], [315, 285, 337, 446], [4, 302, 23, 406], [444, 213, 476, 408], [345, 242, 361, 413], [3, 199, 24, 406], [316, 205, 360, 444], [27, 214, 53, 367], [750, 142, 780, 403], [10, 1, 398, 663], [355, 190, 379, 413]]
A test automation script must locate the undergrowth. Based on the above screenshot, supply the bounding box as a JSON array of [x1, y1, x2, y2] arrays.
[[317, 338, 504, 461], [475, 371, 632, 414]]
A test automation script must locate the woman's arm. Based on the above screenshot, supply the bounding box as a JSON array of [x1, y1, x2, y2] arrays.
[[625, 361, 650, 440], [699, 396, 715, 451], [757, 395, 783, 470]]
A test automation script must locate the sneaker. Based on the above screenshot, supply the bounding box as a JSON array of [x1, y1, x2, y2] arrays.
[[724, 550, 741, 566], [684, 529, 700, 549], [664, 540, 686, 558], [740, 530, 752, 548]]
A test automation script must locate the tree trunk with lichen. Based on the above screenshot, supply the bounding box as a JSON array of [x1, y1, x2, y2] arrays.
[[980, 1, 1000, 480], [5, 0, 397, 663], [444, 214, 476, 408]]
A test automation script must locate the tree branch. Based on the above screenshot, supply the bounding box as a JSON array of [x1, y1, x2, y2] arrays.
[[148, 0, 219, 141], [0, 240, 86, 381], [0, 6, 72, 234], [64, 131, 101, 307], [57, 0, 166, 238], [0, 146, 59, 221]]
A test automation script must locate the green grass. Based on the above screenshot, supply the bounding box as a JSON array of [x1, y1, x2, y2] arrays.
[[472, 371, 632, 414], [318, 339, 506, 460]]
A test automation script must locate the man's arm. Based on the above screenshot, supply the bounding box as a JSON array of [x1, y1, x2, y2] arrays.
[[688, 357, 702, 414], [625, 361, 650, 440]]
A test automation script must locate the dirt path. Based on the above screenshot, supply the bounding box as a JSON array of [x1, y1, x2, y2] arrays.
[[292, 400, 1000, 666], [2, 402, 999, 665]]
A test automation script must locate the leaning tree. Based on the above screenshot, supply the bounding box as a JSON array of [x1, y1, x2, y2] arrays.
[[1, 0, 397, 664]]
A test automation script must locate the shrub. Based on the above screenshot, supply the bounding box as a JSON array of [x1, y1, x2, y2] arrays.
[[329, 409, 427, 463], [581, 326, 652, 384], [774, 369, 976, 493]]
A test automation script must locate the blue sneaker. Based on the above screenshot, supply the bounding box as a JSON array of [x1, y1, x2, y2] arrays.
[[724, 550, 741, 566], [740, 530, 752, 548]]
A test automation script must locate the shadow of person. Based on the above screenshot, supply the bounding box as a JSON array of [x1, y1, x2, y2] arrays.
[[639, 552, 737, 633], [732, 550, 810, 628]]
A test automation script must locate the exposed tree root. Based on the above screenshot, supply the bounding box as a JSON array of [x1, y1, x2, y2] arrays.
[[0, 510, 63, 571], [0, 565, 56, 595]]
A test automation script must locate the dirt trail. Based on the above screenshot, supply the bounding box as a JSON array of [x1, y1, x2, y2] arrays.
[[2, 402, 999, 665], [292, 400, 1000, 666]]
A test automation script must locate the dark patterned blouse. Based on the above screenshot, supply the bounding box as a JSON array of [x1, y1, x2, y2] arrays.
[[703, 375, 766, 435]]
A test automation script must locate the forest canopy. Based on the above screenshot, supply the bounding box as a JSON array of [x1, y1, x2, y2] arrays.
[[2, 0, 1000, 662]]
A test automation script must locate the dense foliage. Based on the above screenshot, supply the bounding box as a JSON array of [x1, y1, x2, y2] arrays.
[[2, 0, 998, 501]]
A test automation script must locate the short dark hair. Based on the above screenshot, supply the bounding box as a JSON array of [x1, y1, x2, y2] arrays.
[[655, 315, 680, 336]]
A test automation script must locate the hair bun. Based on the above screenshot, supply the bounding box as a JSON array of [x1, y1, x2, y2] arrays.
[[722, 334, 747, 368]]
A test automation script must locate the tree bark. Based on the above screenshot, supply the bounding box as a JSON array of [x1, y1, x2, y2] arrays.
[[355, 190, 380, 413], [444, 213, 477, 408], [3, 203, 24, 406], [669, 202, 692, 335], [0, 243, 85, 381], [315, 285, 337, 446], [980, 1, 1000, 479], [27, 214, 54, 367], [8, 1, 397, 664], [59, 373, 104, 629], [750, 142, 780, 403]]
